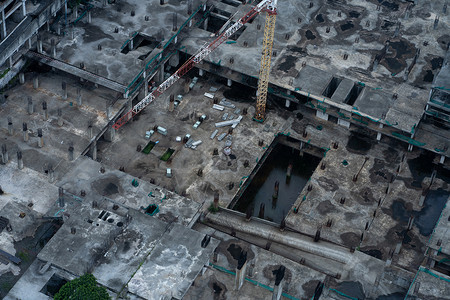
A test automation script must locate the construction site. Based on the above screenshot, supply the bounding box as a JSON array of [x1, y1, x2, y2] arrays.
[[0, 0, 449, 299]]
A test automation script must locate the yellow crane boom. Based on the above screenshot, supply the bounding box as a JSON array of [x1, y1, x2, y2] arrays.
[[254, 8, 277, 122]]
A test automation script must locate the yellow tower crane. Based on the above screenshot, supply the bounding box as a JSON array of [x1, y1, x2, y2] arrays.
[[254, 0, 277, 122]]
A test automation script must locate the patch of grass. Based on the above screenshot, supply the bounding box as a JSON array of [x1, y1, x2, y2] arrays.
[[142, 141, 156, 154], [16, 250, 30, 263], [0, 68, 10, 79], [208, 202, 219, 214], [160, 148, 175, 161]]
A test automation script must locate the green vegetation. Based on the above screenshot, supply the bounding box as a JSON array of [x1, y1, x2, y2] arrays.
[[0, 68, 10, 79], [54, 274, 110, 300], [160, 148, 175, 161], [16, 250, 30, 263], [208, 202, 219, 214], [142, 141, 156, 154]]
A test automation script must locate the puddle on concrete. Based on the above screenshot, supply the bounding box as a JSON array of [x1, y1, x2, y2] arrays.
[[0, 219, 62, 298], [346, 132, 372, 154], [305, 30, 316, 40], [278, 55, 297, 72], [349, 11, 361, 18], [233, 143, 321, 223], [315, 14, 324, 23], [414, 189, 449, 236], [406, 151, 435, 188], [378, 0, 399, 11], [360, 248, 383, 260], [340, 21, 354, 32], [227, 243, 243, 261], [104, 182, 119, 196], [390, 188, 449, 236], [335, 281, 365, 300]]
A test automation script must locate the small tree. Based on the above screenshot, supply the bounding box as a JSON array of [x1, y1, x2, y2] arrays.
[[54, 273, 110, 300]]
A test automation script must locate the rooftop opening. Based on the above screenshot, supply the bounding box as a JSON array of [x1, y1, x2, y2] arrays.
[[322, 77, 342, 98], [221, 0, 241, 7], [344, 83, 364, 106], [202, 14, 247, 41], [40, 274, 68, 297]]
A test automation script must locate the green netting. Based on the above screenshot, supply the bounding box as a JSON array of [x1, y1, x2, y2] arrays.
[[391, 132, 426, 146]]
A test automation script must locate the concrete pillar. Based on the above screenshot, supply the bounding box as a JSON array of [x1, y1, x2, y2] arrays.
[[203, 17, 209, 31], [58, 187, 64, 207], [408, 144, 413, 152], [37, 128, 44, 148], [92, 141, 97, 161], [158, 63, 165, 83], [227, 78, 232, 87], [19, 73, 25, 84], [394, 242, 402, 254], [42, 101, 48, 121], [7, 117, 13, 136], [74, 5, 78, 19], [62, 81, 67, 99], [106, 106, 112, 120], [338, 119, 350, 128], [68, 146, 74, 161], [272, 181, 279, 199], [57, 108, 63, 126], [37, 39, 43, 53], [1, 9, 6, 40], [104, 127, 115, 142], [51, 39, 56, 57], [33, 77, 39, 89], [377, 132, 382, 141], [17, 151, 23, 170], [272, 282, 284, 300], [88, 125, 93, 139], [199, 68, 204, 77], [27, 97, 33, 114], [440, 155, 445, 164], [8, 57, 13, 68], [87, 11, 91, 23], [285, 99, 290, 108], [316, 110, 329, 121], [23, 122, 28, 142], [1, 144, 8, 164], [77, 88, 82, 106], [168, 94, 175, 112], [235, 252, 247, 291]]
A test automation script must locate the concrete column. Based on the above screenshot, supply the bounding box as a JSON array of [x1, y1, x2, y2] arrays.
[[27, 97, 33, 114], [203, 17, 209, 31], [158, 63, 165, 83], [285, 99, 290, 108], [168, 94, 175, 112], [316, 110, 329, 121], [42, 101, 48, 121], [37, 39, 43, 53], [88, 125, 93, 139], [21, 0, 27, 17], [37, 128, 44, 148], [1, 9, 6, 40], [58, 187, 64, 207], [338, 119, 350, 128], [272, 282, 284, 300], [51, 39, 56, 57], [199, 68, 204, 77], [106, 105, 112, 120], [62, 81, 67, 99], [87, 11, 91, 23], [7, 117, 13, 136], [23, 122, 28, 142], [19, 73, 25, 84], [68, 146, 74, 161], [227, 78, 232, 87], [235, 253, 247, 290], [57, 108, 63, 126], [1, 144, 8, 164], [408, 144, 413, 152], [17, 151, 23, 169], [440, 155, 445, 164], [77, 88, 82, 106], [74, 5, 78, 19], [104, 127, 115, 142], [377, 132, 382, 141], [33, 77, 39, 89], [91, 141, 97, 161], [8, 57, 13, 68]]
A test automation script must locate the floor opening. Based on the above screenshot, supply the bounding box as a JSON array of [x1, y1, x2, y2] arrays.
[[344, 83, 364, 106], [231, 140, 321, 223]]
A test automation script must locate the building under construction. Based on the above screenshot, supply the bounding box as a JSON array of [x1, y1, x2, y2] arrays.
[[0, 0, 449, 299]]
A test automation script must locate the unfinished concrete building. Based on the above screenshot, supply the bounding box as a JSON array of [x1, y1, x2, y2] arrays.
[[0, 0, 449, 299]]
